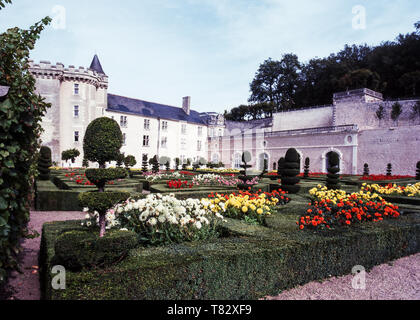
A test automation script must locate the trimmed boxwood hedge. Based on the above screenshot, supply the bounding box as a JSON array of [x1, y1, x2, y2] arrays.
[[53, 229, 138, 271], [40, 209, 420, 300]]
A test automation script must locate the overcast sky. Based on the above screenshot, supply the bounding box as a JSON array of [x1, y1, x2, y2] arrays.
[[1, 0, 419, 113]]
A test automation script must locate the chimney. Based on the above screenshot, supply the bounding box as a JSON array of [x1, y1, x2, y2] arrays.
[[182, 96, 191, 115]]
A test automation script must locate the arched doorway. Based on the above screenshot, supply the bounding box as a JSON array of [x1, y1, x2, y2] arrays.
[[326, 151, 340, 171]]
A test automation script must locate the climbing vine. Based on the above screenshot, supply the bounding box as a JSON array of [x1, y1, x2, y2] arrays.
[[0, 0, 51, 283]]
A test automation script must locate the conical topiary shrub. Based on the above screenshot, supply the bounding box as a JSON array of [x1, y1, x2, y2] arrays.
[[326, 153, 340, 190], [38, 146, 52, 180], [416, 161, 420, 180], [363, 163, 369, 176], [303, 157, 310, 178], [80, 117, 129, 237], [141, 154, 149, 173], [387, 163, 392, 176], [237, 151, 253, 190], [151, 155, 160, 173], [281, 149, 300, 194], [277, 157, 285, 180]]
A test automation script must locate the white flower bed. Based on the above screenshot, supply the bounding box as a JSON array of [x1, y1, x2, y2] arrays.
[[82, 193, 226, 245]]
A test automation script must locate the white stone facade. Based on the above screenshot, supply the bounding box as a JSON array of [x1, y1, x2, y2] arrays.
[[30, 57, 420, 175]]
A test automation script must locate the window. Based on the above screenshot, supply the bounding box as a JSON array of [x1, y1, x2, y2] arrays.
[[161, 137, 167, 148], [198, 127, 203, 136], [74, 84, 79, 95], [74, 105, 79, 118], [143, 135, 149, 147], [234, 153, 241, 169], [144, 119, 150, 130], [122, 133, 126, 146], [181, 124, 187, 135], [120, 116, 127, 127], [162, 121, 168, 131], [181, 138, 186, 150], [210, 128, 215, 137], [74, 131, 79, 142], [218, 129, 223, 137], [197, 140, 202, 151], [212, 153, 219, 164]]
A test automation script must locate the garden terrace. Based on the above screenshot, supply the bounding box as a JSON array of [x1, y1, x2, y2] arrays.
[[40, 203, 420, 300]]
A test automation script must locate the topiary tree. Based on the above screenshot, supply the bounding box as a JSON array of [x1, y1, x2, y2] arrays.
[[82, 158, 89, 168], [187, 158, 192, 168], [124, 155, 137, 178], [376, 105, 385, 120], [141, 154, 149, 173], [277, 157, 285, 179], [199, 157, 207, 167], [416, 161, 420, 180], [62, 148, 80, 165], [281, 149, 300, 194], [326, 152, 340, 190], [387, 163, 392, 176], [363, 163, 369, 176], [151, 155, 160, 173], [303, 157, 310, 178], [175, 157, 180, 171], [115, 152, 125, 168], [83, 117, 123, 168], [159, 156, 171, 171], [182, 159, 187, 170], [237, 151, 253, 190], [37, 146, 52, 180], [79, 117, 128, 237]]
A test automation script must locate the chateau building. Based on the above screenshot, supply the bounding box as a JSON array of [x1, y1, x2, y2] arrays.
[[30, 55, 420, 175]]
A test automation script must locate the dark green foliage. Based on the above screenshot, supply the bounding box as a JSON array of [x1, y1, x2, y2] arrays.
[[40, 212, 420, 300], [37, 146, 52, 180], [141, 154, 149, 173], [224, 22, 420, 120], [78, 191, 130, 214], [182, 159, 187, 170], [391, 102, 402, 121], [303, 157, 310, 178], [175, 157, 180, 171], [277, 157, 285, 178], [85, 168, 127, 190], [61, 148, 80, 163], [326, 152, 340, 190], [411, 101, 420, 119], [281, 149, 300, 194], [115, 153, 124, 168], [82, 158, 89, 168], [417, 161, 420, 180], [363, 163, 370, 176], [53, 229, 137, 271], [376, 105, 385, 120], [387, 163, 392, 176], [83, 117, 123, 167], [151, 155, 160, 173], [124, 155, 136, 168], [0, 2, 51, 283], [51, 176, 70, 190]]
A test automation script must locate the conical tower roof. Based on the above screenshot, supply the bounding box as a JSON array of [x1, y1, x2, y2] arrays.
[[89, 54, 106, 75]]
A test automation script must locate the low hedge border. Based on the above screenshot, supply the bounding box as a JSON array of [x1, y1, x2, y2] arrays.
[[40, 209, 420, 300]]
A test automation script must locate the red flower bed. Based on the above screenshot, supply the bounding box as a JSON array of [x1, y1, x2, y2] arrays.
[[360, 174, 414, 181], [298, 195, 400, 230], [179, 171, 196, 176], [167, 179, 194, 189]]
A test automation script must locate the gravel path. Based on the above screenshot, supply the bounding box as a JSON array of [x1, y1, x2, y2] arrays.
[[4, 211, 419, 300], [265, 253, 420, 300], [5, 211, 85, 300]]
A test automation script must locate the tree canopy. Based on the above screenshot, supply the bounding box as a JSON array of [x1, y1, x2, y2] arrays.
[[225, 20, 420, 121]]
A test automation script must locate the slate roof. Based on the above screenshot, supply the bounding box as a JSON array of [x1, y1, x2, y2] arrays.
[[107, 94, 207, 125], [0, 85, 9, 98], [89, 54, 106, 75]]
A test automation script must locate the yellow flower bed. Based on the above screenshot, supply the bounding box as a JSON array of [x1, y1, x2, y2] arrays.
[[361, 182, 420, 197], [309, 184, 385, 204]]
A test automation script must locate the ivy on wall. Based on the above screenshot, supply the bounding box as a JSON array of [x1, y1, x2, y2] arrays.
[[0, 0, 51, 283]]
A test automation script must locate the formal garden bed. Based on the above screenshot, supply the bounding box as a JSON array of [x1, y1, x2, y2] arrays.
[[37, 147, 420, 300]]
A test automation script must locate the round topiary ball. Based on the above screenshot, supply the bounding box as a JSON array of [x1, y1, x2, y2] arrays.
[[38, 146, 52, 180], [83, 117, 123, 167], [242, 151, 252, 163]]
